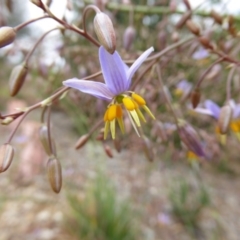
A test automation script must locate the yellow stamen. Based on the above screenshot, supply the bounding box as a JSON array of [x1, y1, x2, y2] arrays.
[[110, 119, 116, 139], [107, 104, 117, 121], [104, 121, 109, 139], [136, 107, 146, 122], [230, 120, 240, 133], [123, 97, 136, 111], [116, 105, 124, 134], [130, 110, 141, 127], [131, 93, 146, 106], [116, 104, 123, 118], [142, 105, 155, 120], [104, 108, 109, 122]]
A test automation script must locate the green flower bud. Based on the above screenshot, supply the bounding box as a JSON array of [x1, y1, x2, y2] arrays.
[[9, 63, 28, 96], [47, 157, 62, 193]]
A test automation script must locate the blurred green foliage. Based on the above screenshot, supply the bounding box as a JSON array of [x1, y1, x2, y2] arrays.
[[65, 172, 139, 240]]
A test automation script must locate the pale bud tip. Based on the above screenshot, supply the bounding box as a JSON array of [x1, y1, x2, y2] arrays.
[[94, 12, 116, 54]]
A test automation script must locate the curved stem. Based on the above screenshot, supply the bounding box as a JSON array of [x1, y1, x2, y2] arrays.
[[14, 15, 50, 31], [47, 106, 53, 154], [25, 27, 62, 63], [41, 1, 100, 47], [82, 5, 101, 33], [195, 58, 223, 89]]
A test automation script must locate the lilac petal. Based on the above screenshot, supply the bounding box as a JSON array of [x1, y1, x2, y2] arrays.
[[99, 46, 128, 95], [63, 78, 113, 101], [205, 100, 220, 120], [127, 47, 154, 82], [193, 107, 216, 117], [233, 104, 240, 119]]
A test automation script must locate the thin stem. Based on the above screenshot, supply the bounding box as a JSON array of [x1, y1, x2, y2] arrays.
[[47, 106, 53, 155], [14, 15, 50, 31], [82, 5, 101, 33], [195, 58, 223, 89], [226, 66, 236, 102], [41, 1, 100, 47], [25, 27, 62, 63], [156, 64, 179, 128]]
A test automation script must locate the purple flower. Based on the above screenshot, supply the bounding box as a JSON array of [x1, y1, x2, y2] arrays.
[[175, 79, 192, 97], [194, 99, 240, 120], [192, 47, 209, 60], [63, 46, 155, 139]]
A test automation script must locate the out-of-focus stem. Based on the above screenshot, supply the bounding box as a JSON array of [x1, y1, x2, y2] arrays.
[[195, 58, 223, 89], [226, 66, 236, 102], [14, 15, 50, 31]]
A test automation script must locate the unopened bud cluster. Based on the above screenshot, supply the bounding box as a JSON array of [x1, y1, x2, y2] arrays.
[[0, 144, 14, 173]]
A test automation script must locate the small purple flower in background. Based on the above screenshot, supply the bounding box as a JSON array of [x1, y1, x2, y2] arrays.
[[193, 99, 240, 140], [63, 46, 155, 139], [174, 79, 192, 98], [192, 47, 209, 60]]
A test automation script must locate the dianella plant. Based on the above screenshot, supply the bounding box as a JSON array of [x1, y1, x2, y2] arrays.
[[1, 0, 240, 193]]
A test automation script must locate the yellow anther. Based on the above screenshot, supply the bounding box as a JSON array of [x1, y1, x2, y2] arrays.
[[104, 108, 109, 122], [123, 97, 136, 111], [132, 93, 146, 106], [107, 104, 117, 121], [116, 105, 123, 118], [230, 120, 240, 133]]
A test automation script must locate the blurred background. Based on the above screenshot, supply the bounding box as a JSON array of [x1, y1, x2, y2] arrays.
[[0, 0, 240, 239]]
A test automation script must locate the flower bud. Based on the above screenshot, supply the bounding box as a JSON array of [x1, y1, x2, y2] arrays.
[[191, 88, 201, 108], [186, 20, 200, 36], [75, 134, 90, 149], [47, 157, 62, 193], [1, 117, 14, 125], [94, 12, 116, 54], [183, 0, 191, 10], [0, 27, 16, 48], [30, 0, 44, 8], [175, 11, 192, 29], [123, 26, 136, 51], [198, 36, 214, 50], [9, 63, 28, 96], [39, 125, 57, 156], [113, 139, 121, 153], [210, 10, 223, 25], [103, 144, 113, 158], [178, 120, 205, 158], [0, 144, 14, 173], [171, 31, 179, 42], [218, 104, 232, 134]]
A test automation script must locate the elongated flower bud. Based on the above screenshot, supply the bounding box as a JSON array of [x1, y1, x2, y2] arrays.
[[39, 125, 57, 156], [191, 89, 201, 108], [123, 26, 136, 51], [47, 157, 62, 193], [0, 144, 14, 173], [186, 20, 200, 36], [218, 104, 232, 134], [0, 27, 16, 48], [103, 144, 113, 158], [75, 134, 89, 149], [175, 11, 192, 29], [9, 63, 28, 96], [178, 120, 205, 157], [198, 36, 214, 50], [1, 117, 14, 125], [210, 10, 223, 25], [94, 12, 116, 54]]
